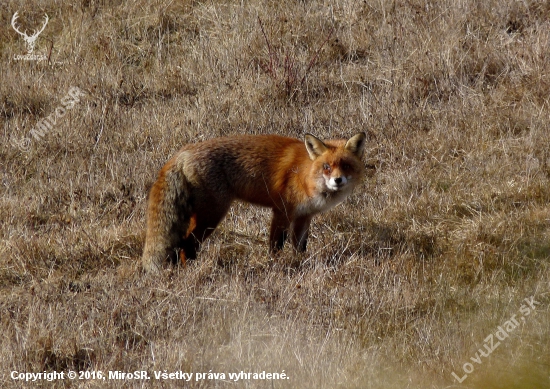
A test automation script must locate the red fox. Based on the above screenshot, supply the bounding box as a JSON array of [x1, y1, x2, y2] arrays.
[[142, 132, 366, 272]]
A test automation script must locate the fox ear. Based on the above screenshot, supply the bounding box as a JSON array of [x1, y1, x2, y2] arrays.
[[345, 132, 366, 158], [304, 133, 328, 160]]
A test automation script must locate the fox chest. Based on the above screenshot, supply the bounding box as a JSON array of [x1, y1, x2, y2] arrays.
[[295, 190, 349, 217]]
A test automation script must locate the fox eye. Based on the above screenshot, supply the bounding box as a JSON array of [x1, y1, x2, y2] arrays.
[[342, 163, 351, 170], [323, 163, 331, 172]]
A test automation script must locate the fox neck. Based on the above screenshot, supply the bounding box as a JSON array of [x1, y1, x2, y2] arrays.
[[296, 185, 351, 217]]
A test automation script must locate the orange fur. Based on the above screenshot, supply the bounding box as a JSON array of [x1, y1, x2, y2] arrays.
[[141, 133, 367, 272]]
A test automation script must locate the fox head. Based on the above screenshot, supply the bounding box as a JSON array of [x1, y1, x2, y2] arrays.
[[305, 132, 366, 193]]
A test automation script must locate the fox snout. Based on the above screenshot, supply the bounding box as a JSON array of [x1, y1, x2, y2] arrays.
[[327, 175, 348, 191]]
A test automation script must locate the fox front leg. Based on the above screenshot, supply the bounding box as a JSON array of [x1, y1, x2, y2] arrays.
[[269, 210, 292, 252], [291, 216, 312, 252]]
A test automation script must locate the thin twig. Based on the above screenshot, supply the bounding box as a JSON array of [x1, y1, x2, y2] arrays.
[[258, 17, 278, 80]]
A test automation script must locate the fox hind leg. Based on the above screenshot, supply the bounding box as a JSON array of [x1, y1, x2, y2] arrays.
[[180, 201, 231, 261]]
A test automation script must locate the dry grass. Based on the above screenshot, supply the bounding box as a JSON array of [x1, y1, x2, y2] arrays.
[[1, 0, 550, 387]]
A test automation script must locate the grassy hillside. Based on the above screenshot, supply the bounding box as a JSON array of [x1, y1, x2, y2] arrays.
[[1, 0, 549, 387]]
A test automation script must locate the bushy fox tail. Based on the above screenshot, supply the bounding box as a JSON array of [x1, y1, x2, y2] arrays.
[[142, 160, 195, 272]]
